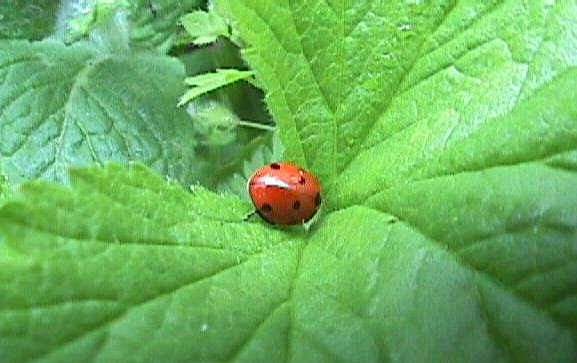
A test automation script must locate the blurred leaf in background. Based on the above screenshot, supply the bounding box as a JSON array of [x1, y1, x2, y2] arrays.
[[66, 0, 130, 43], [0, 40, 198, 185], [128, 0, 207, 52], [176, 17, 277, 189], [0, 0, 276, 188], [0, 1, 60, 40], [58, 0, 207, 53], [218, 131, 285, 200]]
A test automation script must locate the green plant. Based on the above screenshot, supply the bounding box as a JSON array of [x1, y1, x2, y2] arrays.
[[1, 1, 577, 362]]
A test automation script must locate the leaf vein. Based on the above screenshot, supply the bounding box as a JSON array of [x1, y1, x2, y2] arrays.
[[378, 211, 575, 331], [26, 256, 253, 363], [337, 1, 458, 175]]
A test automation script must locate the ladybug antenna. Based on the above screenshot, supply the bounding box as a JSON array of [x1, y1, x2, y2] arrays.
[[237, 120, 276, 132]]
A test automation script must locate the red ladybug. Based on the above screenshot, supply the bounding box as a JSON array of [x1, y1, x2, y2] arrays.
[[248, 162, 322, 225]]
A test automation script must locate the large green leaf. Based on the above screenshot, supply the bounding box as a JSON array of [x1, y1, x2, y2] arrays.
[[1, 165, 575, 362], [55, 0, 205, 52], [0, 165, 291, 362], [2, 0, 577, 362], [216, 0, 577, 189], [0, 40, 198, 185]]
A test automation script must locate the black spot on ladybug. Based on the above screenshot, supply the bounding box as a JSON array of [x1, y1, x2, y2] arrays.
[[314, 193, 322, 207], [293, 200, 301, 210], [270, 163, 281, 170], [298, 176, 306, 185], [261, 204, 273, 213]]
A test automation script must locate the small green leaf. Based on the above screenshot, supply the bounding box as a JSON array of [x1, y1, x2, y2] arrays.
[[67, 0, 130, 42], [128, 0, 206, 53], [179, 68, 254, 106], [187, 99, 240, 146], [0, 40, 198, 185], [181, 10, 229, 45]]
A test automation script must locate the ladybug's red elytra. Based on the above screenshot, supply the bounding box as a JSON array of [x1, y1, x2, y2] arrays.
[[248, 162, 322, 225]]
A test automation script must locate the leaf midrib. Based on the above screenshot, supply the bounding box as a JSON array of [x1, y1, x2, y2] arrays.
[[55, 55, 112, 175], [331, 1, 459, 179]]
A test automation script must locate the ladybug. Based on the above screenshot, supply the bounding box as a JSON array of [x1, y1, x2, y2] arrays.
[[248, 162, 322, 225]]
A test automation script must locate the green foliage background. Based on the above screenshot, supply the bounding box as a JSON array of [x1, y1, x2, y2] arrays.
[[1, 0, 577, 362]]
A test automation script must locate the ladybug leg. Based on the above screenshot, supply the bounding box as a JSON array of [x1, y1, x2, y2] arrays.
[[302, 219, 311, 232], [243, 210, 258, 222]]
